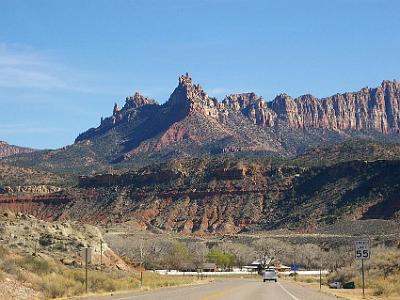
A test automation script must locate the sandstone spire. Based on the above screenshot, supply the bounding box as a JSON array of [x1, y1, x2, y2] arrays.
[[165, 74, 220, 119]]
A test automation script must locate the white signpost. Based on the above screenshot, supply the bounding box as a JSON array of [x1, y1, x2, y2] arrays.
[[355, 240, 370, 299], [355, 240, 370, 260]]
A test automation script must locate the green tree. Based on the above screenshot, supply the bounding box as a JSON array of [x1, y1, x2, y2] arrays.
[[207, 249, 235, 270], [164, 242, 192, 271]]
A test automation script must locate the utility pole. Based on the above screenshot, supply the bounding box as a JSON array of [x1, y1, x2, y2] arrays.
[[319, 245, 322, 290], [320, 264, 322, 290], [85, 248, 88, 294], [100, 240, 103, 272], [140, 242, 144, 287]]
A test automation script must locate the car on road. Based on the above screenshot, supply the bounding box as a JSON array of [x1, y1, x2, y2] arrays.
[[263, 269, 278, 282]]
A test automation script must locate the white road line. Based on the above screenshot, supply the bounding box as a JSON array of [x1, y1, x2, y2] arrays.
[[277, 282, 300, 300]]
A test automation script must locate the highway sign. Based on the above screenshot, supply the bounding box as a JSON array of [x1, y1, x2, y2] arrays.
[[355, 240, 370, 260], [80, 247, 93, 263], [290, 264, 300, 271]]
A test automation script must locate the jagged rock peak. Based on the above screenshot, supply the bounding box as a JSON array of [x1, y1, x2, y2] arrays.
[[167, 73, 220, 118], [178, 72, 194, 87], [113, 103, 120, 115], [381, 79, 400, 91], [176, 73, 209, 101], [124, 92, 158, 109]]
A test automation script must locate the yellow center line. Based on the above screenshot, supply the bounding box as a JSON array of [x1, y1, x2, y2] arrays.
[[200, 287, 236, 300]]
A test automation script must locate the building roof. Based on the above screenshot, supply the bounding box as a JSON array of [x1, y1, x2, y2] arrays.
[[202, 262, 217, 269]]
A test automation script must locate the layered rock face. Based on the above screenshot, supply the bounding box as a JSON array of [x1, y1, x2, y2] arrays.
[[0, 141, 34, 158], [223, 93, 276, 127], [269, 80, 400, 132]]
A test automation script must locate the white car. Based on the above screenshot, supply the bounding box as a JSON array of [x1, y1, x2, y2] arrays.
[[263, 269, 278, 282], [329, 281, 343, 289]]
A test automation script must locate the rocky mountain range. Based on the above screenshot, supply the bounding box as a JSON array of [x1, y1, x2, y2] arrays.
[[1, 76, 400, 235], [3, 74, 400, 174], [0, 141, 34, 158], [76, 74, 400, 162]]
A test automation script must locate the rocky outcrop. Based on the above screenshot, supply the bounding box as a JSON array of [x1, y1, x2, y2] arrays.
[[104, 92, 159, 128], [75, 92, 159, 143], [223, 93, 276, 127], [0, 192, 70, 220], [268, 80, 400, 132], [165, 73, 221, 119], [0, 141, 34, 158], [124, 92, 157, 109], [0, 212, 129, 270], [0, 185, 62, 194]]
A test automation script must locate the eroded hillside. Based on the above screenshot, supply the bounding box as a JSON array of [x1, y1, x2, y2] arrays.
[[0, 141, 398, 235]]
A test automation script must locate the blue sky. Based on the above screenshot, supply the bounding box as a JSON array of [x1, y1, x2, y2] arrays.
[[0, 0, 399, 149]]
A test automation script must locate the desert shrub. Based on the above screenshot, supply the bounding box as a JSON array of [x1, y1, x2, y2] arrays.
[[326, 268, 357, 283], [39, 234, 53, 247], [0, 246, 8, 259], [371, 273, 400, 297], [64, 268, 86, 283], [137, 272, 194, 289], [373, 278, 396, 296], [0, 251, 197, 299], [36, 273, 84, 299], [0, 270, 5, 281], [16, 257, 56, 275], [88, 270, 136, 292], [0, 258, 18, 275]]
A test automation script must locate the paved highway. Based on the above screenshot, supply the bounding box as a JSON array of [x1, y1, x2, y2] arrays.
[[84, 278, 340, 300]]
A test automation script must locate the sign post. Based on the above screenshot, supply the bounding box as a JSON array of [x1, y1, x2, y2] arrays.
[[291, 264, 299, 281], [80, 247, 92, 294], [355, 240, 370, 299], [100, 241, 103, 272], [319, 263, 322, 290]]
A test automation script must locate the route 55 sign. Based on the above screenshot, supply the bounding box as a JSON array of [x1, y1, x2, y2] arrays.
[[355, 240, 370, 260]]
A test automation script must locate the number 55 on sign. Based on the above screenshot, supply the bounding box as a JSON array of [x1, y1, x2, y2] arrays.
[[355, 240, 370, 260]]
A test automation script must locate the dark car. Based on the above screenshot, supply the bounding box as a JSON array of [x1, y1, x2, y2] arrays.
[[343, 281, 355, 289]]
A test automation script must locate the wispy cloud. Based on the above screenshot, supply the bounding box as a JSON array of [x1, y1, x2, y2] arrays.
[[0, 43, 95, 92], [0, 67, 68, 90]]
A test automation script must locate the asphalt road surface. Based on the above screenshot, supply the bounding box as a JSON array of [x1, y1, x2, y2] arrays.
[[84, 278, 340, 300]]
